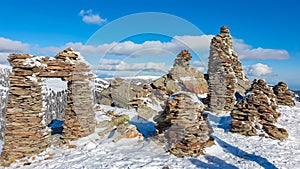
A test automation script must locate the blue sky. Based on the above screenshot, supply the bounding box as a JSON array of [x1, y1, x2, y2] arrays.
[[0, 0, 299, 89]]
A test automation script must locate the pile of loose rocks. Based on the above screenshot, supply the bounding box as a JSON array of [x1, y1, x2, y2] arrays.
[[208, 26, 250, 113], [231, 79, 288, 141], [273, 82, 295, 107], [155, 91, 214, 157]]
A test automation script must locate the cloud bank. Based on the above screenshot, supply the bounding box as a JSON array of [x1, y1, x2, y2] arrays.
[[233, 39, 289, 60], [0, 37, 30, 64], [95, 59, 169, 73]]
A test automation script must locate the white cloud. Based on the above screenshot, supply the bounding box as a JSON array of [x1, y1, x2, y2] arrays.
[[116, 62, 169, 72], [94, 59, 169, 73], [0, 37, 30, 64], [79, 9, 107, 25], [44, 35, 213, 57], [31, 35, 290, 62], [99, 59, 122, 65], [192, 61, 206, 67], [243, 63, 273, 77], [173, 35, 213, 51], [0, 37, 30, 53], [34, 46, 62, 55], [233, 39, 289, 60]]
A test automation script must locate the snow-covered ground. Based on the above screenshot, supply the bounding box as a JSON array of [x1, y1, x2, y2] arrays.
[[2, 102, 299, 169]]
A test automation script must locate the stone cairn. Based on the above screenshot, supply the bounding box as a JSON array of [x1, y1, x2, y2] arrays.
[[208, 26, 250, 113], [273, 82, 295, 107], [152, 50, 208, 97], [156, 92, 214, 157], [231, 79, 288, 141], [1, 48, 95, 166]]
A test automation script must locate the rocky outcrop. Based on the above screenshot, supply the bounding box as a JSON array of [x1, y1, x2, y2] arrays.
[[97, 110, 143, 142], [230, 79, 288, 141], [273, 82, 295, 107], [155, 92, 214, 157], [208, 26, 250, 113], [1, 48, 96, 166], [98, 78, 141, 109]]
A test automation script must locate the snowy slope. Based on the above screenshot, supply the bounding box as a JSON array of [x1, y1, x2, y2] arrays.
[[3, 102, 300, 169]]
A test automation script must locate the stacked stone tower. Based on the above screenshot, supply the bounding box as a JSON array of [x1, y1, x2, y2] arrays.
[[208, 26, 250, 113], [1, 48, 95, 166]]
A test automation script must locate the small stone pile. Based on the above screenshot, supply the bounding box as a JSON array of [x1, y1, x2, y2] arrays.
[[273, 82, 295, 107], [231, 79, 288, 141], [1, 48, 96, 166], [208, 26, 250, 113], [246, 79, 278, 109], [155, 92, 214, 157]]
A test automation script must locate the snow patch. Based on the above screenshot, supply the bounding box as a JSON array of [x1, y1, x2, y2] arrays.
[[23, 57, 47, 68]]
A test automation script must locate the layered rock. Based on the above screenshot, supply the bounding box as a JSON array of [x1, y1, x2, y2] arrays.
[[1, 48, 96, 165], [208, 26, 250, 113], [155, 92, 214, 157], [231, 79, 288, 141], [273, 82, 295, 107]]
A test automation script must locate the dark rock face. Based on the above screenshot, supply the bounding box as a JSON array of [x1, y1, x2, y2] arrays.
[[230, 79, 288, 141], [208, 26, 250, 113], [273, 82, 295, 107], [155, 92, 214, 157]]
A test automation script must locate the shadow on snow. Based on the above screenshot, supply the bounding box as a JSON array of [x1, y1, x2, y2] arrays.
[[213, 136, 278, 169], [189, 155, 239, 169]]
